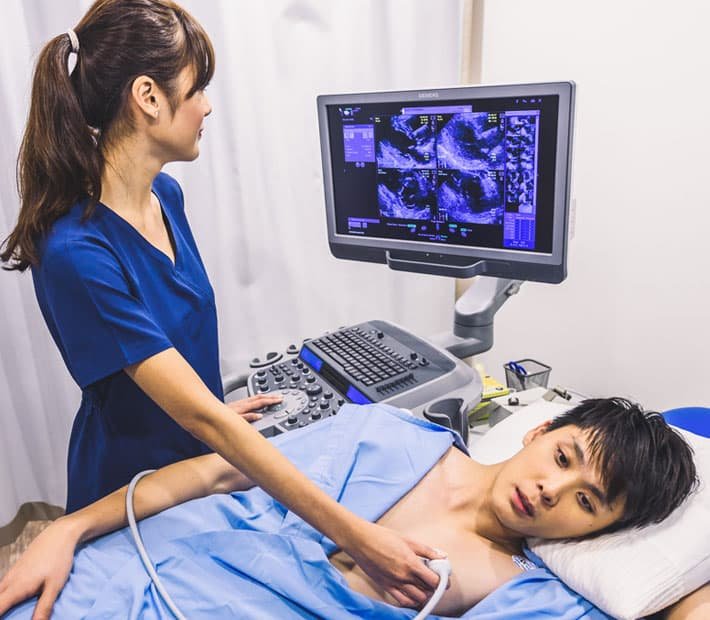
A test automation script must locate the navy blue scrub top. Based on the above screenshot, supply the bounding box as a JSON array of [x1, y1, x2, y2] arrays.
[[32, 172, 223, 513]]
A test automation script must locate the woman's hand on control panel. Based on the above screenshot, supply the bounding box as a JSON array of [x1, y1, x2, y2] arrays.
[[226, 393, 283, 422]]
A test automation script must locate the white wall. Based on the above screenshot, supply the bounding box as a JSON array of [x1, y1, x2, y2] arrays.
[[475, 0, 710, 410]]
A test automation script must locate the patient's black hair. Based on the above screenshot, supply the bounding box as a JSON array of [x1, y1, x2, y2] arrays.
[[547, 397, 698, 537]]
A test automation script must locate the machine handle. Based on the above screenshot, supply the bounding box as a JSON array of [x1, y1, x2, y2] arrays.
[[386, 250, 488, 279]]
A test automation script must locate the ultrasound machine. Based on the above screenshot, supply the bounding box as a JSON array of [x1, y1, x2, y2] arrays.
[[231, 81, 576, 444]]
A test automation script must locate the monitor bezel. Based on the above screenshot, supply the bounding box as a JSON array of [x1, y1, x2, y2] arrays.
[[316, 81, 575, 283]]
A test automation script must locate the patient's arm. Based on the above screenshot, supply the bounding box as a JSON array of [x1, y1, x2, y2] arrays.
[[0, 453, 251, 619], [664, 583, 710, 619], [71, 452, 253, 542]]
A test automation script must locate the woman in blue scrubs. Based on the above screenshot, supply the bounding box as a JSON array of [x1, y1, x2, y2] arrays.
[[0, 0, 442, 612]]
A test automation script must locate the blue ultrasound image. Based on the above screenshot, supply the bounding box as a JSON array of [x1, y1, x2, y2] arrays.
[[436, 113, 505, 171], [505, 114, 538, 213], [376, 115, 436, 170], [370, 109, 537, 229], [437, 170, 504, 225], [377, 170, 435, 219]]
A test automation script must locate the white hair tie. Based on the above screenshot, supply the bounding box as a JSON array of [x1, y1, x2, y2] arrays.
[[67, 29, 79, 54]]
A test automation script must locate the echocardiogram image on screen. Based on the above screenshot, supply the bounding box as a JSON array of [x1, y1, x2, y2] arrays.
[[437, 112, 505, 171], [378, 169, 435, 219], [326, 92, 559, 254], [375, 115, 436, 170], [437, 169, 504, 225], [435, 112, 506, 225]]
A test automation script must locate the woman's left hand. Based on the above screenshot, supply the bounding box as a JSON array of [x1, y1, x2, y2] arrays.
[[226, 393, 283, 422]]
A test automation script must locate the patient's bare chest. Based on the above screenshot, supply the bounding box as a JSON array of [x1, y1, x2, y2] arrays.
[[330, 449, 523, 616]]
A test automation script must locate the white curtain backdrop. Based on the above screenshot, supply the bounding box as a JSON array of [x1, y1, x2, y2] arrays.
[[0, 1, 464, 525]]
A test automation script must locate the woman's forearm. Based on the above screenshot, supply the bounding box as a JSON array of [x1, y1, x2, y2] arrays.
[[198, 406, 364, 548], [65, 453, 251, 545], [124, 349, 443, 604], [127, 349, 366, 551]]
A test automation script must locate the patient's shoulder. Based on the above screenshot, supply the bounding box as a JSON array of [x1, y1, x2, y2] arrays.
[[663, 583, 710, 619]]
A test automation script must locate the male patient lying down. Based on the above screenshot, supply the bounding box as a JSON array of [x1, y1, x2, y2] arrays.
[[0, 398, 698, 619]]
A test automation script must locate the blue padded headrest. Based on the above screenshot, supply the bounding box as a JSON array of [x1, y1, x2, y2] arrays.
[[663, 407, 710, 438]]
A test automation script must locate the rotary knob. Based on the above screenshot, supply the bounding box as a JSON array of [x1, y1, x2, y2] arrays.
[[306, 385, 323, 397]]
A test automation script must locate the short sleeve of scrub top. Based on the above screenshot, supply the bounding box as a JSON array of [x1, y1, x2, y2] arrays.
[[38, 233, 173, 386], [32, 172, 223, 512]]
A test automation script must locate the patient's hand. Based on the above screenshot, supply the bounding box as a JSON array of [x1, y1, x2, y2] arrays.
[[0, 518, 80, 619], [344, 520, 446, 609]]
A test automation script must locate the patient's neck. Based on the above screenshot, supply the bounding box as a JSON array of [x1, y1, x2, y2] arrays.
[[447, 457, 523, 553]]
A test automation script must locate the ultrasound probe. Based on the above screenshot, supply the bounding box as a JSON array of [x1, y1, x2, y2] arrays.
[[413, 557, 452, 620]]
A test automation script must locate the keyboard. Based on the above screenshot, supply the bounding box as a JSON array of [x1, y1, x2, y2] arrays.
[[310, 326, 414, 386], [247, 320, 478, 437]]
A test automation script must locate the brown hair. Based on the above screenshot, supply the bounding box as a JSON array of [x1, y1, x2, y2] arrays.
[[0, 0, 214, 271]]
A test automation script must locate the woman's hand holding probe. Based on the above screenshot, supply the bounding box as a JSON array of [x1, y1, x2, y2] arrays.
[[0, 517, 81, 620], [343, 519, 447, 609], [225, 392, 445, 608]]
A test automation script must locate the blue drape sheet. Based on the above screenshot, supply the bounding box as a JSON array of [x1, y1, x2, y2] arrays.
[[4, 404, 610, 619]]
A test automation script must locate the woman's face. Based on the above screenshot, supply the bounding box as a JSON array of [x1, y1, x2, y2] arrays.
[[153, 67, 212, 163]]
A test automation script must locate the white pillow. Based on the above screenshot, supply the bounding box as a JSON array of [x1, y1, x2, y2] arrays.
[[468, 401, 710, 619]]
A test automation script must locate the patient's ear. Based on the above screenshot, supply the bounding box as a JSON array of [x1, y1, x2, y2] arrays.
[[523, 420, 553, 446]]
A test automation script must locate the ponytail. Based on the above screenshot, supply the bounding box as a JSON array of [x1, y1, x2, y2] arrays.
[[0, 33, 101, 271], [1, 0, 215, 272]]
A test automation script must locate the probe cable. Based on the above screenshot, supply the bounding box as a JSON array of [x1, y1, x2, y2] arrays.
[[126, 469, 187, 620]]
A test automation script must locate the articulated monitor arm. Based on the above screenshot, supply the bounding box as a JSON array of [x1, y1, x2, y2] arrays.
[[431, 277, 522, 360]]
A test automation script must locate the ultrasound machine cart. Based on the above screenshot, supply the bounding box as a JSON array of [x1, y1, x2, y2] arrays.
[[225, 81, 575, 444]]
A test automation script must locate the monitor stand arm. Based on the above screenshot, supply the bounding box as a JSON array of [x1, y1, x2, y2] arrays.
[[430, 277, 522, 360]]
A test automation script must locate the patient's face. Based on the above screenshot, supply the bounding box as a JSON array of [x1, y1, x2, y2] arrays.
[[490, 423, 625, 539]]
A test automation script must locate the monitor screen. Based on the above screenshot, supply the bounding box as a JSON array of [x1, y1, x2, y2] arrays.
[[317, 82, 575, 283]]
